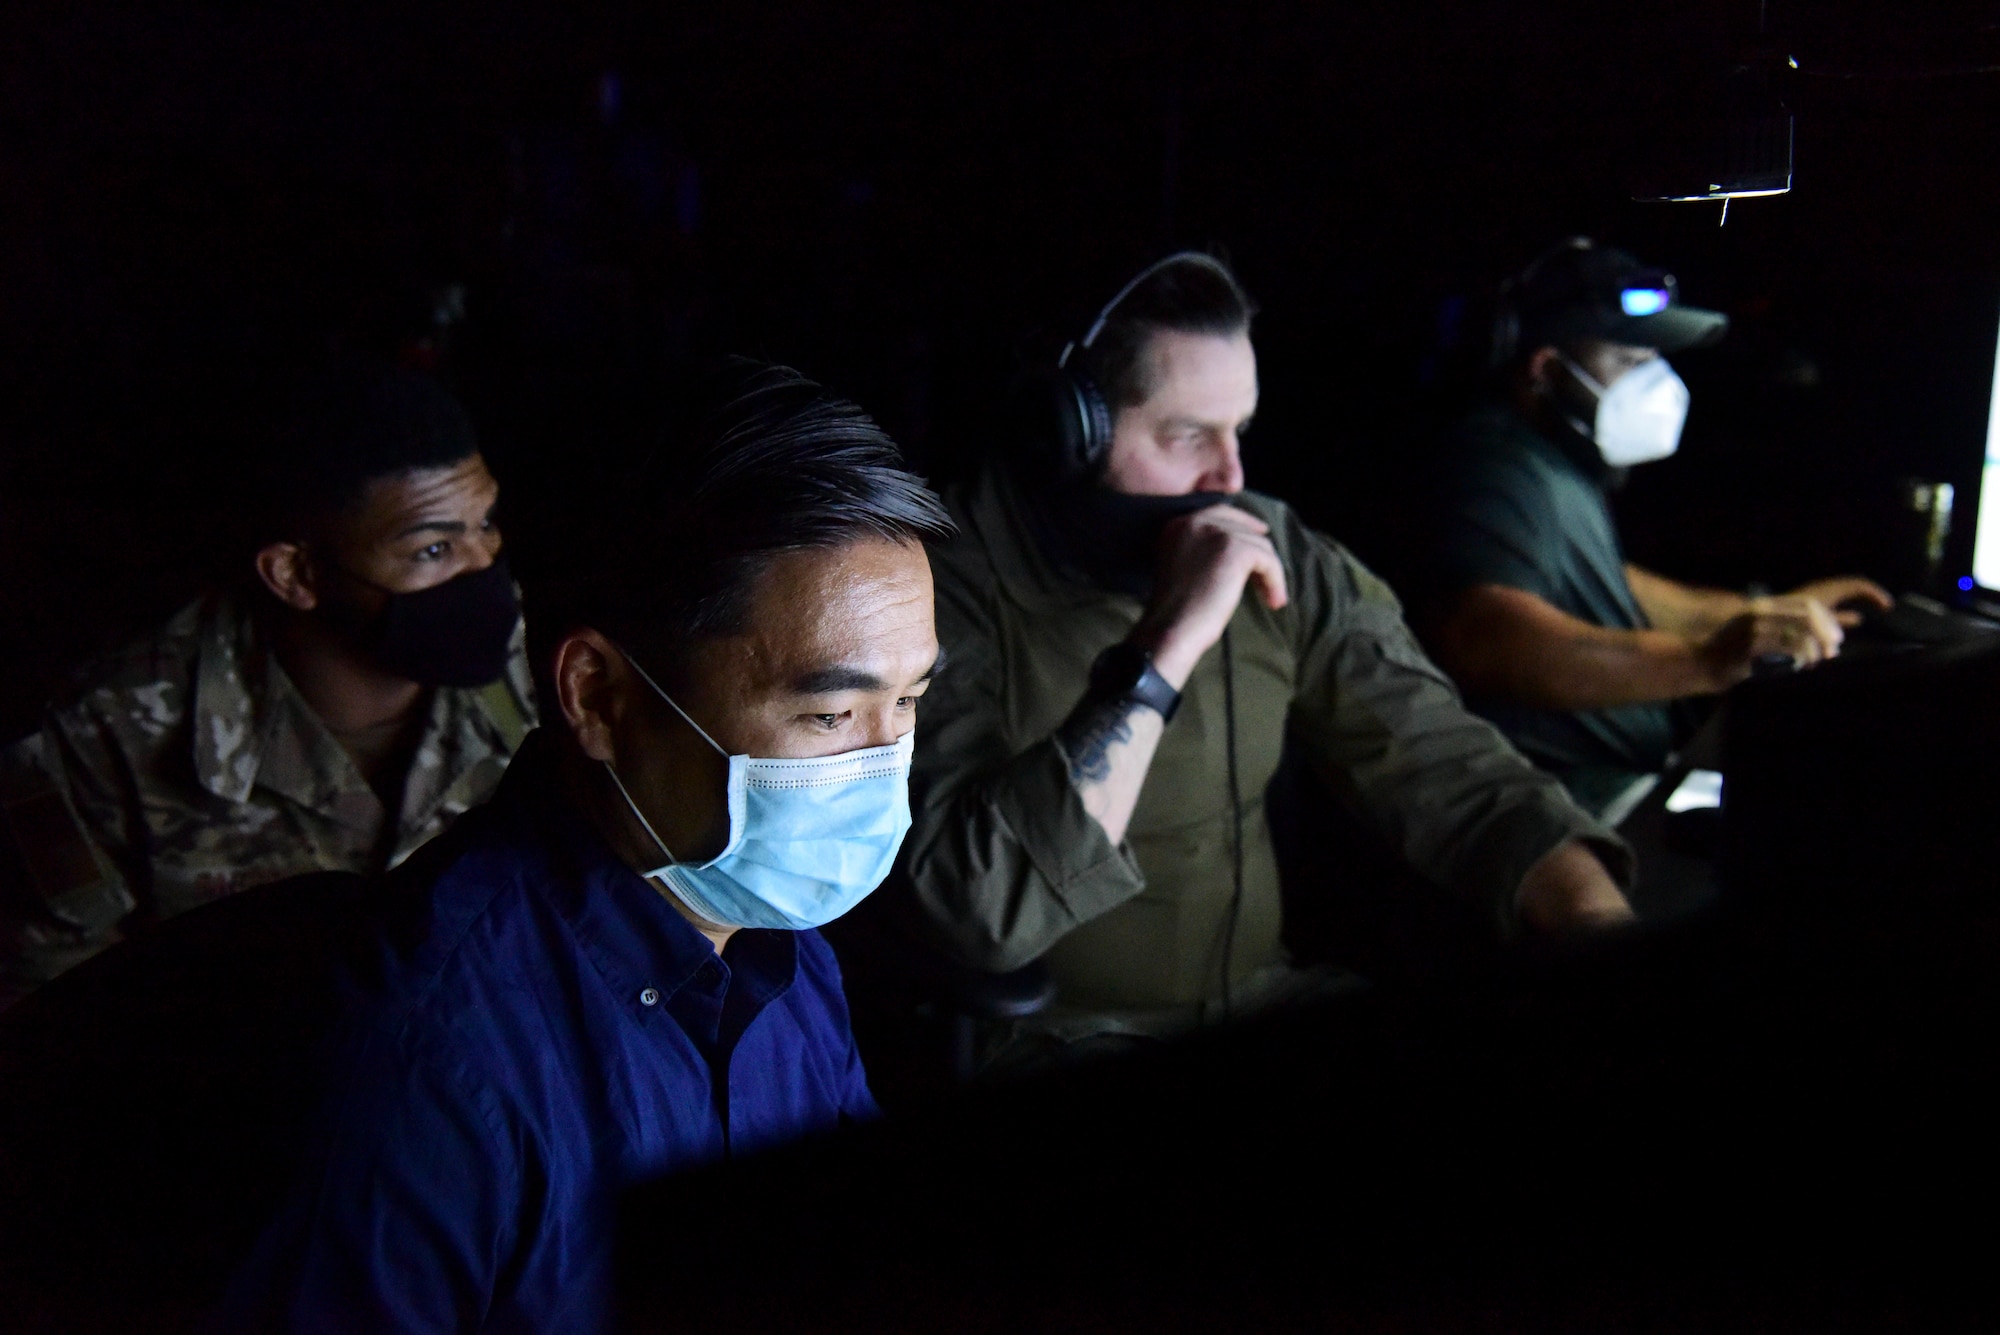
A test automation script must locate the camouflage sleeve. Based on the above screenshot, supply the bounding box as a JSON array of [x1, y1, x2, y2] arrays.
[[0, 722, 141, 1005]]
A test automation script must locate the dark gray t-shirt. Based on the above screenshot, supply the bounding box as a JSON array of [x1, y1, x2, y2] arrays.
[[1426, 405, 1676, 811]]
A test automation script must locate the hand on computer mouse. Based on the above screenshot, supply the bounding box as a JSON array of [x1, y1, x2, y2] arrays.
[[1700, 599, 1842, 687], [1781, 576, 1893, 628], [1749, 592, 1851, 657]]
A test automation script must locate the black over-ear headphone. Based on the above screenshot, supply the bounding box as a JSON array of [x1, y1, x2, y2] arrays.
[[1012, 251, 1239, 485], [1489, 236, 1594, 371], [1011, 250, 1255, 1020]]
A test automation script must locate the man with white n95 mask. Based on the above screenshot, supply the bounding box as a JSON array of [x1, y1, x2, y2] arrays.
[[1422, 238, 1890, 817], [217, 360, 955, 1334]]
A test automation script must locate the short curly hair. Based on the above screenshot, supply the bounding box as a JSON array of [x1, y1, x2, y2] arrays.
[[256, 364, 479, 537]]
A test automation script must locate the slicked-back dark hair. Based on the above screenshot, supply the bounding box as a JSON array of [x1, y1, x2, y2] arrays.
[[515, 359, 955, 685], [1077, 255, 1257, 410]]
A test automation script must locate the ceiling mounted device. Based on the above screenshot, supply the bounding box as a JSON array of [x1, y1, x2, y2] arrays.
[[1631, 52, 1797, 225]]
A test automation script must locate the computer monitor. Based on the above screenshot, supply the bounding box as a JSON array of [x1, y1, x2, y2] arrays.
[[1967, 303, 2000, 590]]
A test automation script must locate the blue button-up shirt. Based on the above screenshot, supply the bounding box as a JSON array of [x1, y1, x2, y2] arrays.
[[218, 734, 877, 1332]]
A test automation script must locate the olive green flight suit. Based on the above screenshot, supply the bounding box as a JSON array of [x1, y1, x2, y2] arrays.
[[903, 467, 1628, 1034]]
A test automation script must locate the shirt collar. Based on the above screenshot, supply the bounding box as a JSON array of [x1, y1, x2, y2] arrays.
[[492, 734, 799, 1018], [188, 591, 377, 814], [1491, 401, 1620, 490], [188, 590, 287, 805], [189, 588, 528, 829]]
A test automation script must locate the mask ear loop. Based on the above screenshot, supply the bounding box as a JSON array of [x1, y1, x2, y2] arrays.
[[1542, 351, 1606, 443], [1554, 350, 1609, 397], [602, 760, 682, 866], [615, 643, 729, 757], [599, 642, 730, 868]]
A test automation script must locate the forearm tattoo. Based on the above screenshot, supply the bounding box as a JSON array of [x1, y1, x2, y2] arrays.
[[1057, 697, 1140, 786]]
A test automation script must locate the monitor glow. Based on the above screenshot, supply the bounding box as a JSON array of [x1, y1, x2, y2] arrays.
[[1972, 302, 2000, 592]]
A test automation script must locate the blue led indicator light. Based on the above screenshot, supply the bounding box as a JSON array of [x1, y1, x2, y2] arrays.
[[1620, 288, 1672, 317], [1960, 576, 1976, 591]]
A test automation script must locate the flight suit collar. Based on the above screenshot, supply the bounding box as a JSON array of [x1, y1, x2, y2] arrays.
[[188, 590, 522, 845], [189, 592, 381, 826], [189, 591, 290, 806], [392, 668, 527, 845]]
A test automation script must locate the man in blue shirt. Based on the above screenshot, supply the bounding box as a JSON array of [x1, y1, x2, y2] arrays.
[[220, 360, 956, 1332]]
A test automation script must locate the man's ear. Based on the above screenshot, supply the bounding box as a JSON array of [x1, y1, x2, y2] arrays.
[[254, 542, 320, 611], [1523, 345, 1564, 395], [554, 630, 629, 763]]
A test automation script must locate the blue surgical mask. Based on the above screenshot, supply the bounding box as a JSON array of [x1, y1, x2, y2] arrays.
[[601, 649, 914, 932]]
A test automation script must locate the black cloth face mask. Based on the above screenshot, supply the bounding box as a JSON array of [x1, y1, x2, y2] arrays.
[[322, 556, 520, 687], [1025, 479, 1231, 599]]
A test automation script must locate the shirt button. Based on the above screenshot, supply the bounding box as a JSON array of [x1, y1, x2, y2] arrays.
[[639, 987, 661, 1007]]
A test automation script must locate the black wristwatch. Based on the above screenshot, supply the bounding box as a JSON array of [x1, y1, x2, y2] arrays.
[[1087, 641, 1182, 722]]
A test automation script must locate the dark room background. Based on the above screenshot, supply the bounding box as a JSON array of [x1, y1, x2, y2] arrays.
[[4, 0, 1999, 739]]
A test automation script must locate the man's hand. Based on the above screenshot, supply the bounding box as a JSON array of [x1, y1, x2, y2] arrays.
[[1783, 576, 1893, 628], [1128, 506, 1289, 687], [1516, 839, 1635, 933], [1690, 576, 1890, 689], [1055, 505, 1285, 846], [1698, 596, 1845, 688]]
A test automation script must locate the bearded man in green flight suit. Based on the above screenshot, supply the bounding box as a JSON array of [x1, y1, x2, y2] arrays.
[[895, 252, 1636, 1057]]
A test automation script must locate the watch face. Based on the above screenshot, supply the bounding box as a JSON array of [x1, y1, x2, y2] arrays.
[[1094, 643, 1147, 695]]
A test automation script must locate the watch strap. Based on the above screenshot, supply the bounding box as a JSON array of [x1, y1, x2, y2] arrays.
[[1089, 642, 1182, 723]]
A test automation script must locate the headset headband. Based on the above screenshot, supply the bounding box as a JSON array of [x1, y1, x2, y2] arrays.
[[1492, 237, 1593, 368], [1059, 251, 1237, 368]]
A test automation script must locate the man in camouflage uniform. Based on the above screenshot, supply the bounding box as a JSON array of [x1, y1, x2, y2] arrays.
[[0, 367, 535, 1003]]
